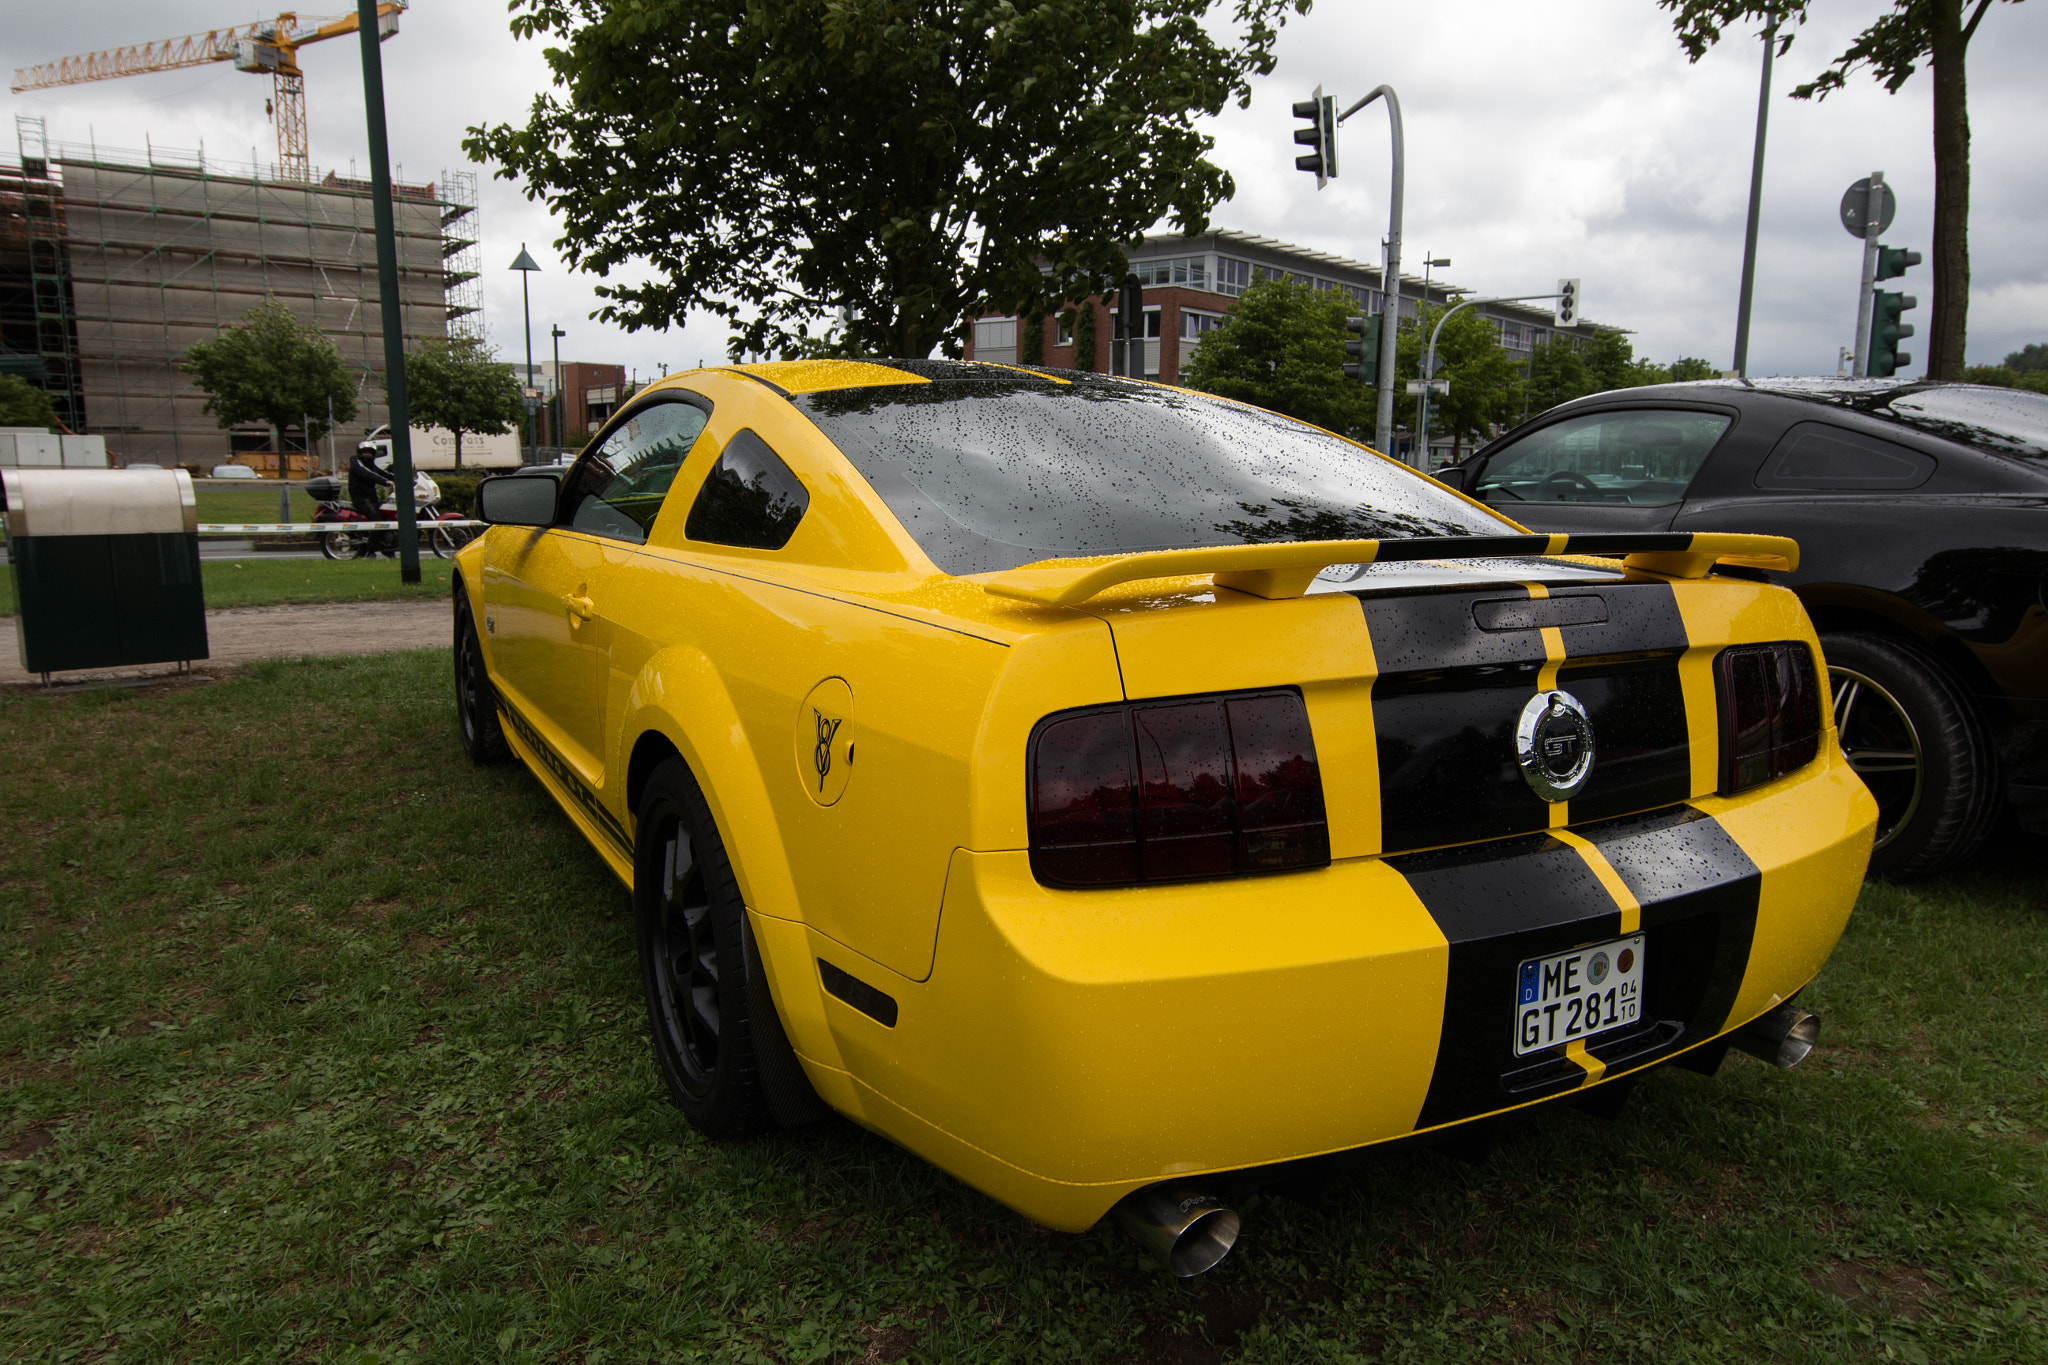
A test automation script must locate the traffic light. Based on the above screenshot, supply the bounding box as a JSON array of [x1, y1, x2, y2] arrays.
[[1555, 278, 1580, 328], [1292, 86, 1337, 189], [1345, 314, 1382, 385], [1868, 289, 1916, 377], [1875, 244, 1922, 281]]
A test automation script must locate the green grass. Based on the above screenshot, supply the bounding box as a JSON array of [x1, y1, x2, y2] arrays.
[[0, 558, 454, 617], [2, 652, 2043, 1364], [193, 485, 321, 525]]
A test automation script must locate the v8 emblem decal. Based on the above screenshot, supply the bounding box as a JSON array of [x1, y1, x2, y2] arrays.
[[813, 710, 844, 793]]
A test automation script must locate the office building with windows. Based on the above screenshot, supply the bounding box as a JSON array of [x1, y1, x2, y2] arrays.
[[966, 229, 1605, 389]]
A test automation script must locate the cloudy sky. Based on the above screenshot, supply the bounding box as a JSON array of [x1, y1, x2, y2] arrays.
[[7, 0, 2043, 382]]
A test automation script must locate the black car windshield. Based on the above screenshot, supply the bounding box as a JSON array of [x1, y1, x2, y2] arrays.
[[1880, 387, 2048, 462], [795, 373, 1515, 575]]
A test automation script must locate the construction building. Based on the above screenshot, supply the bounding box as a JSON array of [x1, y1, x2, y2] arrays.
[[0, 115, 482, 468]]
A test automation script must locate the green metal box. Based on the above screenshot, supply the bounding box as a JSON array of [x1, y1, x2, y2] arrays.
[[5, 468, 209, 675]]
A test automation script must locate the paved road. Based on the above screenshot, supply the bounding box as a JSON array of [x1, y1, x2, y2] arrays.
[[1, 600, 449, 685]]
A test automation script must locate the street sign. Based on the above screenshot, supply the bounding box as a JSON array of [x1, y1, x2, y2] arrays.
[[1840, 178, 1896, 237], [1555, 279, 1580, 328], [1405, 379, 1449, 396]]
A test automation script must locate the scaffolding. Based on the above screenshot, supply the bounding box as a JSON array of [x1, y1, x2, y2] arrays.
[[1, 117, 84, 428], [0, 117, 485, 466]]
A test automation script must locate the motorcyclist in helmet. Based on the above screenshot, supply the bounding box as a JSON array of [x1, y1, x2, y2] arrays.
[[348, 440, 396, 520]]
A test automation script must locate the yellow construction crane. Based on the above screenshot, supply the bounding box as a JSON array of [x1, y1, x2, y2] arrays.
[[10, 3, 406, 183]]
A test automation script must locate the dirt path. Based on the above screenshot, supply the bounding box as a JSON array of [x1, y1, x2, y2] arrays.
[[0, 600, 449, 686]]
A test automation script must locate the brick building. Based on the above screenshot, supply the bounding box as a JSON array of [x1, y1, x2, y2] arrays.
[[965, 229, 1602, 388]]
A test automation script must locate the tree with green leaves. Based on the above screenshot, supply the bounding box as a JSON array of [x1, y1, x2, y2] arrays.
[[1180, 276, 1373, 437], [465, 0, 1306, 360], [0, 375, 59, 431], [181, 301, 357, 475], [2006, 342, 2048, 373], [394, 334, 525, 469], [1396, 305, 1525, 461], [1659, 0, 2027, 380]]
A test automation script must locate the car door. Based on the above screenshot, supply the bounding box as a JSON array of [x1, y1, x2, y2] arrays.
[[1465, 405, 1738, 534], [486, 396, 712, 781]]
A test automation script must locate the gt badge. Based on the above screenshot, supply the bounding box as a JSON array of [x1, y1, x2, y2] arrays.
[[795, 678, 855, 806], [1515, 689, 1595, 801]]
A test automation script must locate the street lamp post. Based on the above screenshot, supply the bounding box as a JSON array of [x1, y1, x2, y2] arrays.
[[510, 245, 540, 462], [1416, 292, 1562, 463], [550, 324, 566, 455], [1337, 85, 1403, 462], [1732, 15, 1779, 377]]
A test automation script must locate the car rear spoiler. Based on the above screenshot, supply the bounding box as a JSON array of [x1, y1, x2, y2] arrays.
[[982, 532, 1799, 608]]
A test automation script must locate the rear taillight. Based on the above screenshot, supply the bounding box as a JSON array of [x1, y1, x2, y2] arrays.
[[1715, 642, 1822, 795], [1029, 690, 1330, 888]]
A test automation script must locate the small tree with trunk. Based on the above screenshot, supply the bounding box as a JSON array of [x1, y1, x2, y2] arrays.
[[1181, 275, 1373, 437], [396, 334, 525, 468], [181, 301, 356, 474]]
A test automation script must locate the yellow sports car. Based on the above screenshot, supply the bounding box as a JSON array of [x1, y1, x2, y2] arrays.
[[455, 359, 1876, 1275]]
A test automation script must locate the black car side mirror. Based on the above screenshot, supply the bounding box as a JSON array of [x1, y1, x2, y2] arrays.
[[477, 473, 559, 526], [1434, 463, 1469, 492]]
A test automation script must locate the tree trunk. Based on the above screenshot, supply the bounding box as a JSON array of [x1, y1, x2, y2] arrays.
[[454, 429, 463, 469], [1926, 0, 1971, 379]]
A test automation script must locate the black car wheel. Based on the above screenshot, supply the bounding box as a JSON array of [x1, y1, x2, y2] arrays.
[[1822, 631, 1998, 880], [453, 596, 510, 766], [634, 758, 773, 1138]]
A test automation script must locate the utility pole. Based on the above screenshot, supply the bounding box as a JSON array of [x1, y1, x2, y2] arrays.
[[355, 0, 417, 583], [1732, 15, 1778, 377], [1338, 87, 1403, 462], [550, 324, 566, 453]]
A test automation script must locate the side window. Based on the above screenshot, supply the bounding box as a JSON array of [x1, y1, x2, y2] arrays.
[[1475, 409, 1732, 506], [684, 429, 810, 550], [561, 398, 710, 543], [1756, 422, 1936, 491]]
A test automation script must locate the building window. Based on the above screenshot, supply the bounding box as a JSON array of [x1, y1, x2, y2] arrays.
[[1181, 310, 1226, 341], [1056, 314, 1074, 346], [974, 315, 1018, 364], [1216, 256, 1253, 296], [1132, 255, 1210, 290]]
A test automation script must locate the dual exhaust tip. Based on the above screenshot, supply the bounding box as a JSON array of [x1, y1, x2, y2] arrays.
[[1112, 1007, 1819, 1277]]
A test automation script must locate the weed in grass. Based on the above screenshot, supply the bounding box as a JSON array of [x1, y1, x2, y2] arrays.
[[1, 650, 2044, 1363]]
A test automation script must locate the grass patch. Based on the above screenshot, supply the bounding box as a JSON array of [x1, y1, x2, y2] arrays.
[[2, 652, 2043, 1363], [0, 558, 453, 616], [194, 485, 323, 525]]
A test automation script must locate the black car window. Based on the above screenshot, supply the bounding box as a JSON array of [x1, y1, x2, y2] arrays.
[[684, 428, 810, 550], [561, 398, 710, 544], [1473, 409, 1732, 507], [1756, 422, 1936, 491], [794, 376, 1513, 576]]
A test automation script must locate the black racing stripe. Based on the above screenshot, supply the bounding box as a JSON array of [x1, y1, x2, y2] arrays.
[[1366, 582, 1694, 852], [722, 368, 793, 397], [1390, 835, 1625, 1129], [1366, 533, 1695, 564], [499, 698, 634, 855], [1559, 654, 1691, 822], [1575, 806, 1761, 1039], [1394, 803, 1763, 1131]]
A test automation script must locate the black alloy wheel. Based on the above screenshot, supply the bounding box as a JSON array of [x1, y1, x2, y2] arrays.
[[633, 758, 773, 1138], [1821, 631, 1998, 881], [453, 596, 509, 765]]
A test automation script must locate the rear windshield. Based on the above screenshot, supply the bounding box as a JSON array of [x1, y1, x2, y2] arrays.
[[794, 376, 1514, 575], [1879, 387, 2048, 462]]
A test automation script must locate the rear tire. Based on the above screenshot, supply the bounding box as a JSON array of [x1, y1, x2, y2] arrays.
[[634, 758, 775, 1139], [429, 525, 459, 559], [319, 529, 361, 561], [454, 595, 510, 766], [1822, 631, 1997, 881]]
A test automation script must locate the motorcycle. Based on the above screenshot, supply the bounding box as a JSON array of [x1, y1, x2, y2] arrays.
[[307, 469, 475, 561]]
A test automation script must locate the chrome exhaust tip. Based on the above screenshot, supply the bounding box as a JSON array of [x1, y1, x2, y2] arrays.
[[1112, 1183, 1240, 1277], [1730, 1004, 1820, 1069]]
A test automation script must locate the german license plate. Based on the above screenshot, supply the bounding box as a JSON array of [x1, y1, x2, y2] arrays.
[[1513, 935, 1644, 1057]]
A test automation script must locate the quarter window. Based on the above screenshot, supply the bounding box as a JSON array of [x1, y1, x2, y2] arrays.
[[562, 398, 710, 543], [684, 429, 810, 550], [1756, 422, 1936, 490], [1475, 409, 1732, 507]]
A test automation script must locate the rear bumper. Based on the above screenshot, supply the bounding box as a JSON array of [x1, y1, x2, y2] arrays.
[[796, 746, 1875, 1231]]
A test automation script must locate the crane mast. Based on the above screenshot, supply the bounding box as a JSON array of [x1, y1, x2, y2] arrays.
[[10, 4, 405, 182]]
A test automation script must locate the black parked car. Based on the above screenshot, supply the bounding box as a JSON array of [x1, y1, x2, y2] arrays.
[[1439, 379, 2048, 879]]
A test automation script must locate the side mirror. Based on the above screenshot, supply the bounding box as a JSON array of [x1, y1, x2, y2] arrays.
[[1433, 463, 1469, 491], [476, 473, 559, 526]]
